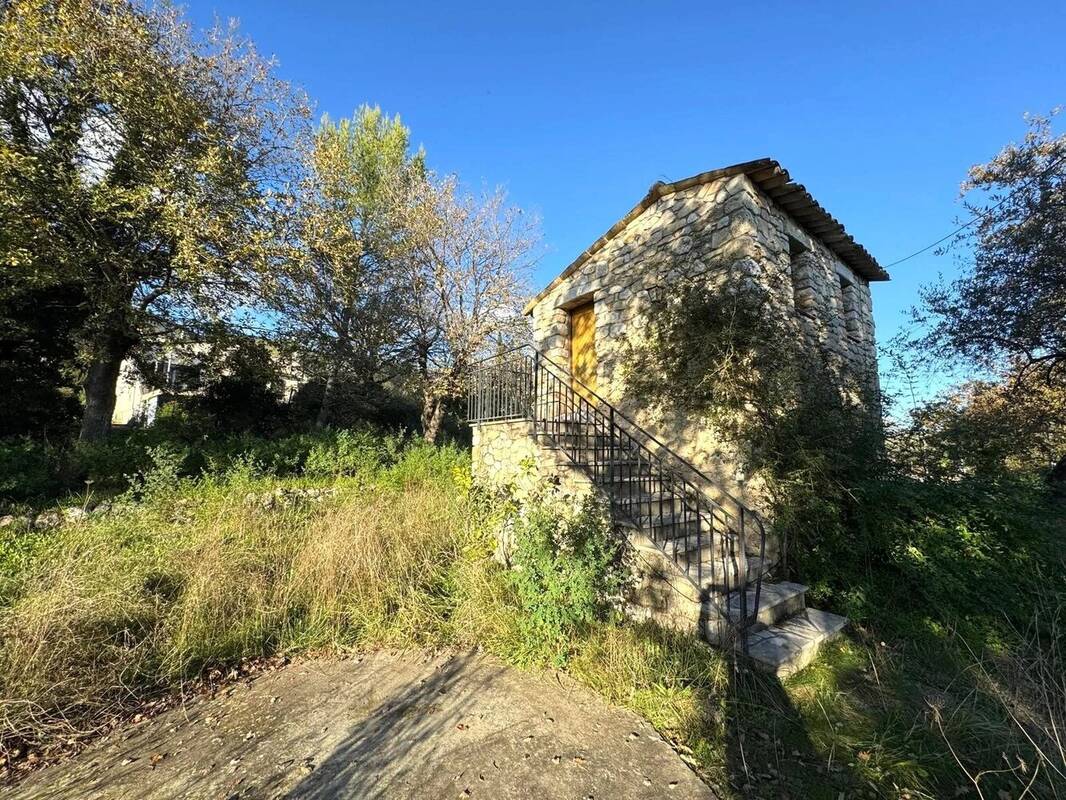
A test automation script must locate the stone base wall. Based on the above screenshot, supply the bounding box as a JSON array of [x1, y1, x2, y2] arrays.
[[625, 530, 703, 635], [471, 419, 594, 500], [473, 421, 727, 643]]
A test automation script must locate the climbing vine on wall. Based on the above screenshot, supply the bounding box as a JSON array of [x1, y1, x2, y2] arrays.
[[623, 275, 883, 584]]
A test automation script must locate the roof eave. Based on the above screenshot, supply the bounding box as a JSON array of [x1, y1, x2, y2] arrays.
[[524, 158, 888, 315]]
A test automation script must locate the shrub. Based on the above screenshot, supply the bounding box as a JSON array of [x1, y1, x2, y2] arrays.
[[68, 438, 154, 492], [123, 445, 190, 503], [0, 440, 60, 505], [288, 379, 422, 431], [506, 489, 629, 664], [380, 440, 469, 489], [303, 428, 404, 478], [194, 338, 288, 433]]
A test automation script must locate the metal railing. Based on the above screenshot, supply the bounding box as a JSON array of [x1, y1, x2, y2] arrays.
[[467, 345, 766, 640]]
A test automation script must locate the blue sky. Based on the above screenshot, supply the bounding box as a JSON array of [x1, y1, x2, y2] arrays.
[[187, 0, 1063, 401]]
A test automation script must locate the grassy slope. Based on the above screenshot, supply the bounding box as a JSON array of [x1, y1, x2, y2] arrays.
[[1, 443, 1062, 798]]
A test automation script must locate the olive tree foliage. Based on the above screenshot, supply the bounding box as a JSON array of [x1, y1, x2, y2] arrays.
[[402, 177, 537, 443], [889, 371, 1066, 483], [266, 107, 424, 428], [917, 112, 1065, 384], [0, 0, 308, 440], [912, 111, 1066, 480]]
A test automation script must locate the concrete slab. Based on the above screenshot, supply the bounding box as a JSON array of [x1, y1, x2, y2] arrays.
[[10, 650, 716, 800], [744, 609, 848, 678]]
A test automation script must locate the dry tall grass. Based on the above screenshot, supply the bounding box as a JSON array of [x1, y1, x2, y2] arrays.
[[3, 456, 1063, 799], [938, 584, 1066, 797], [0, 471, 499, 757]]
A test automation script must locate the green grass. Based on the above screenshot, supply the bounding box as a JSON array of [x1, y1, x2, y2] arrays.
[[1, 436, 1062, 798]]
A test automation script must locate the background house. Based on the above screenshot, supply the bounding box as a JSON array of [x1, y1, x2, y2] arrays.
[[111, 343, 306, 427]]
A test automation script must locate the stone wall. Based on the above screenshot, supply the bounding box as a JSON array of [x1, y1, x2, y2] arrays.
[[471, 420, 726, 638], [626, 528, 710, 638], [527, 173, 878, 518], [471, 419, 595, 500]]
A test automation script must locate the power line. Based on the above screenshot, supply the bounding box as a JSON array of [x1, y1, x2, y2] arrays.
[[882, 151, 1066, 269], [881, 214, 987, 269]]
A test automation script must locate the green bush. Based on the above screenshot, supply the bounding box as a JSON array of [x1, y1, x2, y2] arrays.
[[69, 438, 154, 492], [507, 489, 629, 664], [3, 423, 445, 508], [303, 428, 405, 478], [0, 440, 60, 504], [380, 440, 470, 489]]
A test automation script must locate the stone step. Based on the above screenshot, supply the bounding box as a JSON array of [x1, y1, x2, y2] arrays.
[[725, 581, 806, 628], [639, 506, 732, 529], [742, 608, 848, 678], [658, 530, 742, 564], [690, 553, 771, 591]]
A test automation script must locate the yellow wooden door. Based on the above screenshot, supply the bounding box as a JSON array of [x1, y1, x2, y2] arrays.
[[569, 302, 597, 400]]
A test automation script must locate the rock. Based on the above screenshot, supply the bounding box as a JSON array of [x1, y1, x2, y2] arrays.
[[34, 510, 62, 529], [0, 514, 16, 528], [63, 507, 89, 524]]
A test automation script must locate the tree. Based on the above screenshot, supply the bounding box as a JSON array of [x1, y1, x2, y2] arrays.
[[403, 178, 536, 443], [0, 277, 86, 439], [269, 107, 423, 428], [915, 111, 1066, 479], [890, 372, 1066, 483], [917, 112, 1066, 383], [0, 0, 307, 440], [194, 335, 288, 434]]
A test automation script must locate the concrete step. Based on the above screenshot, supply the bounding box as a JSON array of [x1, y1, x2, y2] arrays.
[[742, 608, 848, 678], [726, 581, 806, 627]]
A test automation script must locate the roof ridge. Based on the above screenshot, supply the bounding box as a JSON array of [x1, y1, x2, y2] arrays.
[[524, 159, 887, 314]]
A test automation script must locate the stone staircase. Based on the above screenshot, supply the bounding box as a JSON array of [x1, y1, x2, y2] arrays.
[[724, 582, 848, 677], [468, 347, 847, 677], [534, 425, 847, 678]]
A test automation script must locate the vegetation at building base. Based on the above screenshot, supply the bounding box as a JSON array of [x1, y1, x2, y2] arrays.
[[1, 431, 1062, 798]]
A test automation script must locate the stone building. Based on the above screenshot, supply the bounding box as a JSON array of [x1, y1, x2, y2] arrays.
[[468, 159, 889, 674]]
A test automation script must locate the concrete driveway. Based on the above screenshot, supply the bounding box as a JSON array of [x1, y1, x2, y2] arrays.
[[11, 650, 715, 799]]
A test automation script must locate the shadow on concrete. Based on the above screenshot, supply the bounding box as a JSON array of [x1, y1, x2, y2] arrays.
[[283, 651, 504, 799]]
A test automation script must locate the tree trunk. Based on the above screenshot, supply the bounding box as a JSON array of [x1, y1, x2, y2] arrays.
[[79, 330, 133, 442], [1050, 452, 1066, 491], [318, 309, 354, 429], [315, 368, 338, 429], [421, 394, 445, 444]]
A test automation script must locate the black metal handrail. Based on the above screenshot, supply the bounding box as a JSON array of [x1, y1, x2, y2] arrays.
[[467, 345, 766, 641], [468, 346, 756, 514]]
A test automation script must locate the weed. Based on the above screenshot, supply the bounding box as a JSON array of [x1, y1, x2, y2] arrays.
[[506, 488, 629, 665]]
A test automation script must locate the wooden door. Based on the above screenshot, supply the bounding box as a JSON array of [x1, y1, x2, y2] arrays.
[[569, 301, 597, 400]]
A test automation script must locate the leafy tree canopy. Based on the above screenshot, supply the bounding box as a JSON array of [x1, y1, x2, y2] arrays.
[[268, 106, 425, 428], [0, 0, 308, 439], [917, 112, 1066, 383]]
